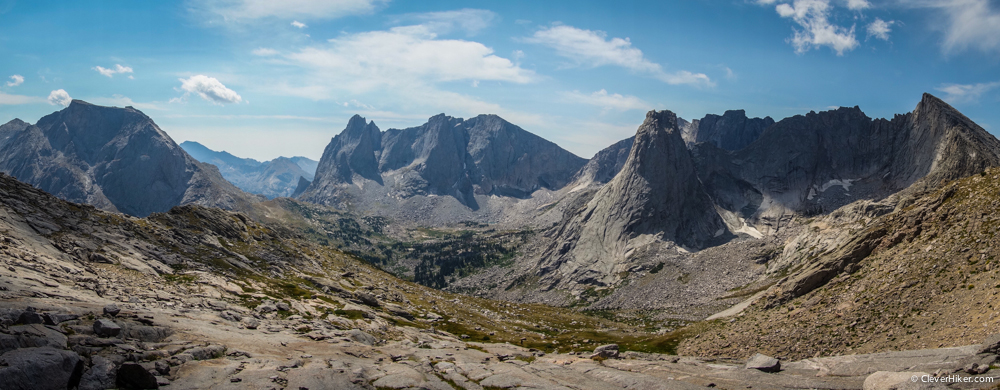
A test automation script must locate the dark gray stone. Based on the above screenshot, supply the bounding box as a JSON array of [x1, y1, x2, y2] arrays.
[[355, 292, 380, 307], [94, 319, 121, 337], [78, 355, 116, 390], [42, 313, 78, 325], [116, 362, 158, 389], [0, 347, 84, 390], [103, 304, 121, 317], [16, 310, 43, 325]]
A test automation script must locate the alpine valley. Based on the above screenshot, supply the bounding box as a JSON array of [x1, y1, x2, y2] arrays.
[[2, 93, 1000, 390]]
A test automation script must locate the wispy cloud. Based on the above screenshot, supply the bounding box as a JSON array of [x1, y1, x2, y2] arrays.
[[93, 64, 134, 78], [6, 74, 24, 87], [175, 75, 243, 104], [88, 94, 165, 111], [190, 0, 387, 22], [899, 0, 1000, 55], [388, 9, 497, 36], [251, 47, 280, 56], [0, 92, 43, 105], [561, 89, 650, 111], [290, 20, 306, 28], [48, 89, 72, 106], [936, 81, 1000, 102], [525, 25, 713, 86]]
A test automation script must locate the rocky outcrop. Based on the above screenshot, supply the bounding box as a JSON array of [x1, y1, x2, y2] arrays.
[[535, 110, 729, 289], [180, 141, 317, 199], [300, 113, 587, 209], [0, 100, 259, 216]]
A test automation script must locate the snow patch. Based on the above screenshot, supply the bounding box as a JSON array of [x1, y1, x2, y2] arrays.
[[819, 178, 856, 193]]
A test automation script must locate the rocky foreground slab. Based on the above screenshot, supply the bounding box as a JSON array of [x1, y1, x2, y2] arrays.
[[2, 296, 998, 390]]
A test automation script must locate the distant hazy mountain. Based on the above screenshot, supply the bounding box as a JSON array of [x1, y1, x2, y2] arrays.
[[300, 113, 587, 210], [179, 141, 317, 199], [0, 100, 259, 217]]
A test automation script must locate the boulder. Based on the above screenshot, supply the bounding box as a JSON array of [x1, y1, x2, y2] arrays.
[[979, 334, 1000, 355], [121, 324, 172, 342], [78, 355, 116, 390], [116, 362, 158, 389], [93, 319, 121, 337], [385, 304, 414, 320], [219, 311, 241, 322], [355, 291, 380, 307], [745, 353, 781, 373], [103, 304, 121, 317], [347, 329, 377, 346], [242, 317, 259, 329], [256, 303, 276, 314], [276, 302, 291, 312], [42, 313, 79, 325], [7, 324, 68, 350], [0, 347, 84, 390], [187, 345, 225, 360], [16, 309, 44, 325], [591, 344, 620, 359]]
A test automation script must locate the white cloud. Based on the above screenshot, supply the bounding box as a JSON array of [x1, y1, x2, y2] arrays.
[[562, 89, 651, 111], [177, 75, 243, 104], [192, 0, 387, 22], [291, 20, 306, 28], [525, 25, 713, 86], [773, 0, 858, 55], [900, 0, 1000, 55], [867, 18, 893, 40], [93, 64, 134, 78], [845, 0, 870, 10], [285, 25, 534, 92], [252, 47, 279, 56], [6, 74, 23, 87], [48, 89, 72, 107], [936, 81, 1000, 102], [389, 9, 497, 36]]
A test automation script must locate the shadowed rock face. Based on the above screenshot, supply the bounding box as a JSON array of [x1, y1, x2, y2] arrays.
[[694, 110, 774, 151], [536, 110, 730, 288], [694, 93, 1000, 229], [301, 113, 587, 208], [0, 100, 257, 216]]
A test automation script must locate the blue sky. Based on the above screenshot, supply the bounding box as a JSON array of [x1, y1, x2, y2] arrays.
[[1, 0, 998, 161]]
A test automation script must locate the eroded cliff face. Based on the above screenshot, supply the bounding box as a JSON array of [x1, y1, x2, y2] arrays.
[[300, 113, 587, 209], [0, 100, 258, 217], [534, 110, 730, 289]]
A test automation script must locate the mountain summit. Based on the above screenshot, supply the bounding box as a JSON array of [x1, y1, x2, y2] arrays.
[[0, 100, 258, 216], [535, 110, 729, 288], [300, 113, 587, 210]]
